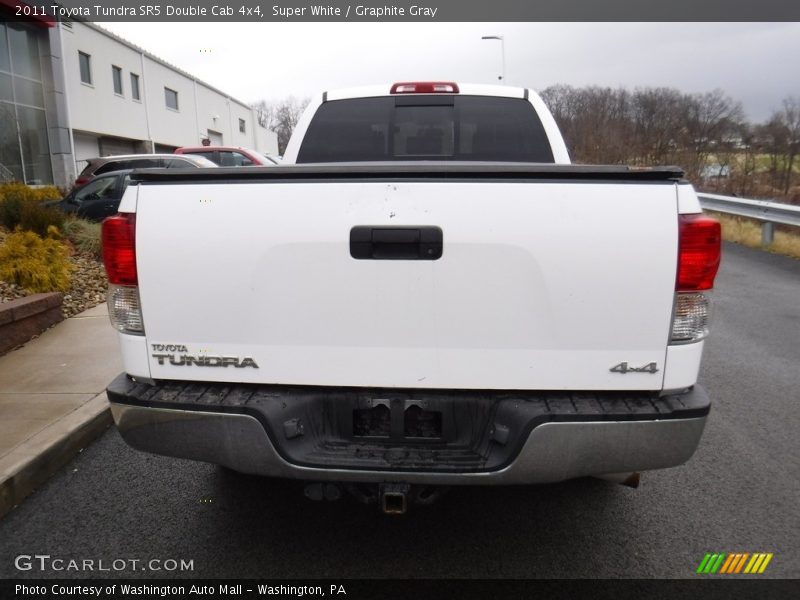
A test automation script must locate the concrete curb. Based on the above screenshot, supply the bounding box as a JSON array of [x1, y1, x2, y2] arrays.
[[0, 393, 112, 520]]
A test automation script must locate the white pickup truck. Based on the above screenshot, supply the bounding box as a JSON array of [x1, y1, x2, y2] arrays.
[[103, 82, 720, 513]]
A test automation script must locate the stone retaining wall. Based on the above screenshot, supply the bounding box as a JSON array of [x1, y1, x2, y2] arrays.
[[0, 293, 63, 356]]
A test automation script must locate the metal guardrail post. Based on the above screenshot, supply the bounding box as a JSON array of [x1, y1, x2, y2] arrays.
[[761, 222, 775, 246]]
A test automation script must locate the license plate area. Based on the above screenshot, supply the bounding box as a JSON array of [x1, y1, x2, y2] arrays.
[[353, 399, 443, 440]]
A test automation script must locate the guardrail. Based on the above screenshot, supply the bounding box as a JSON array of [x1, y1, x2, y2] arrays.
[[697, 193, 800, 246]]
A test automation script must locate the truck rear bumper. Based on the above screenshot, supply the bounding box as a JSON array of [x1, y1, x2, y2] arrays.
[[106, 374, 710, 485]]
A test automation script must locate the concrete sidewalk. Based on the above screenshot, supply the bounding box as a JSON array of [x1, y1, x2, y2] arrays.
[[0, 303, 121, 518]]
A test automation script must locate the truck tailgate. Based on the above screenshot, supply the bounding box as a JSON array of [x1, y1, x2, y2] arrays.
[[134, 177, 678, 390]]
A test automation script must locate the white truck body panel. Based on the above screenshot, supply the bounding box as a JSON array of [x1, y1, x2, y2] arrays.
[[134, 179, 679, 390]]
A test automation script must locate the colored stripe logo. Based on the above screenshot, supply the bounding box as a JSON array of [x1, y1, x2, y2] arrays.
[[696, 552, 773, 574]]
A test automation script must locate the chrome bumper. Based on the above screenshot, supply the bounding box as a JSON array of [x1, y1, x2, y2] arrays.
[[110, 402, 707, 485]]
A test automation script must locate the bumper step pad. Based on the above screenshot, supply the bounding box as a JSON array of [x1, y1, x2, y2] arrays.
[[107, 374, 709, 473]]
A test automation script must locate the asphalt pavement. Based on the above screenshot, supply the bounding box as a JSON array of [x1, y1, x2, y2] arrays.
[[0, 242, 797, 579]]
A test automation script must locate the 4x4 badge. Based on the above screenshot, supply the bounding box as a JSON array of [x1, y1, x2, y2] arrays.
[[610, 361, 659, 374]]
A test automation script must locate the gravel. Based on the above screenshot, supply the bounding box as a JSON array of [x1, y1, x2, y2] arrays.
[[60, 252, 107, 318], [0, 280, 29, 303], [0, 227, 107, 318]]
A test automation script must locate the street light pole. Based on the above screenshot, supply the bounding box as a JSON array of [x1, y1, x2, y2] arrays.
[[481, 35, 505, 83]]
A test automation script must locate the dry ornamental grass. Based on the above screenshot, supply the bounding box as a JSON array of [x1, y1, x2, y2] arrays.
[[0, 227, 108, 318], [708, 212, 800, 260]]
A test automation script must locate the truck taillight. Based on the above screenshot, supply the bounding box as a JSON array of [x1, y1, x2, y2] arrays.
[[671, 293, 710, 343], [102, 213, 137, 285], [671, 213, 721, 344], [390, 82, 460, 94], [102, 214, 143, 335], [677, 214, 720, 291], [107, 284, 144, 335]]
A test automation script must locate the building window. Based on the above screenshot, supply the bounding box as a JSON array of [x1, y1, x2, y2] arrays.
[[164, 87, 178, 110], [0, 24, 9, 72], [112, 65, 123, 95], [78, 51, 91, 84], [8, 22, 41, 80], [239, 118, 246, 134], [1, 22, 53, 185], [130, 73, 140, 100]]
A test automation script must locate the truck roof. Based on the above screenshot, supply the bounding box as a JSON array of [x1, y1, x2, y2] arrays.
[[325, 82, 531, 102]]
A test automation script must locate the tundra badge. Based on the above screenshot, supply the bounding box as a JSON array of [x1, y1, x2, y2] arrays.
[[151, 344, 259, 368]]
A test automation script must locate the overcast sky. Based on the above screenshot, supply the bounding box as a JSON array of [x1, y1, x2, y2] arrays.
[[103, 22, 800, 122]]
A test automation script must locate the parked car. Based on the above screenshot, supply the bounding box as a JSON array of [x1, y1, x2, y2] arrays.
[[50, 170, 133, 221], [75, 154, 216, 186], [174, 145, 280, 166]]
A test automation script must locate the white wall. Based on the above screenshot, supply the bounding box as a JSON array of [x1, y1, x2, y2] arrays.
[[60, 22, 277, 155], [61, 23, 149, 141], [72, 132, 99, 172], [139, 56, 195, 146]]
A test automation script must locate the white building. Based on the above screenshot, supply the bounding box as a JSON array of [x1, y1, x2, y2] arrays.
[[1, 15, 277, 187]]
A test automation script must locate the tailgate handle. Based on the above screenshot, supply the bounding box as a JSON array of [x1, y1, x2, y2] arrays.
[[350, 226, 443, 260]]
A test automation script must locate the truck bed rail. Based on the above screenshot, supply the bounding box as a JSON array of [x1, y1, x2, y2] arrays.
[[130, 162, 686, 184]]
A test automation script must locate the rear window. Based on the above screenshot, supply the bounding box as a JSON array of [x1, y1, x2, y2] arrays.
[[94, 161, 130, 175], [179, 151, 252, 167], [219, 151, 250, 167], [164, 158, 192, 168], [180, 150, 219, 165], [78, 162, 96, 177], [164, 157, 207, 168], [296, 96, 554, 163], [128, 158, 165, 169]]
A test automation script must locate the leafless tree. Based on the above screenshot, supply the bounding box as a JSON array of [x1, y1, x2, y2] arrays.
[[541, 85, 635, 164], [253, 96, 310, 155], [758, 115, 790, 191], [718, 122, 758, 196], [540, 85, 758, 193], [682, 90, 744, 181], [629, 87, 688, 166], [778, 96, 800, 194]]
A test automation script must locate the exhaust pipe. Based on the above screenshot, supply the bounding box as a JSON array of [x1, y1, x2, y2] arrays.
[[594, 472, 640, 488], [379, 483, 410, 515]]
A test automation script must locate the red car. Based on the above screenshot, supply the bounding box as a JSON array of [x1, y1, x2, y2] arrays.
[[174, 146, 280, 167]]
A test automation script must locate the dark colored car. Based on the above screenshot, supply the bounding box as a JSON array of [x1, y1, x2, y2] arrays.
[[174, 146, 280, 166], [75, 153, 216, 186], [51, 170, 133, 221]]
